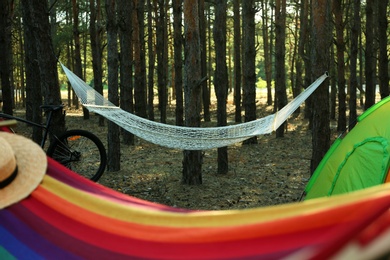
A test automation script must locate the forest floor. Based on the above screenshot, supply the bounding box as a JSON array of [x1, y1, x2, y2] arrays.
[[12, 89, 343, 211]]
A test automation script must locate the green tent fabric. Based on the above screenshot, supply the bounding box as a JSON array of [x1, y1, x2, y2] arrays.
[[305, 96, 390, 200]]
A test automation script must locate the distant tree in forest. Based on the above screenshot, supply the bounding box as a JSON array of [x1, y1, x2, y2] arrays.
[[199, 0, 210, 122], [261, 0, 273, 107], [296, 0, 309, 116], [118, 0, 134, 145], [0, 0, 14, 115], [156, 0, 168, 123], [89, 0, 105, 127], [133, 0, 147, 119], [72, 0, 89, 118], [274, 0, 287, 138], [105, 0, 120, 171], [146, 0, 155, 122], [310, 0, 332, 174], [364, 0, 376, 110], [242, 0, 257, 145], [333, 0, 346, 132], [349, 0, 360, 129], [377, 0, 389, 99], [182, 0, 202, 185], [173, 0, 184, 126], [233, 0, 242, 123], [214, 0, 228, 174]]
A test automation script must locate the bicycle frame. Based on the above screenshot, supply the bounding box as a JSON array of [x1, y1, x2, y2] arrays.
[[1, 106, 107, 181], [0, 110, 54, 148]]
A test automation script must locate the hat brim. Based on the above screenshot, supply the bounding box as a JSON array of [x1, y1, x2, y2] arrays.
[[0, 132, 47, 209]]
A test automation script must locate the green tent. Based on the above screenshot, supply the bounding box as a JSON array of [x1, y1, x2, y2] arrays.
[[305, 96, 390, 200]]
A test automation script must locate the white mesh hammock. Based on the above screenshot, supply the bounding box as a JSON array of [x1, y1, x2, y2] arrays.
[[61, 63, 328, 150]]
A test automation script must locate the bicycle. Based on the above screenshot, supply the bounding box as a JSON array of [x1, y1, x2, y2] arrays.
[[0, 104, 107, 182]]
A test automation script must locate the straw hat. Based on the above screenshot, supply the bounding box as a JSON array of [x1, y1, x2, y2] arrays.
[[0, 132, 47, 209]]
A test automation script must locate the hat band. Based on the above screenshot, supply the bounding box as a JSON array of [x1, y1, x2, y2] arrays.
[[0, 165, 18, 189]]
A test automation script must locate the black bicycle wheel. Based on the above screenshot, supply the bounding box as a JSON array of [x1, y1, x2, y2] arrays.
[[47, 129, 107, 182]]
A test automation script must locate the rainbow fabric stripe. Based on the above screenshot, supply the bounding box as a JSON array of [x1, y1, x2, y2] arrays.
[[1, 158, 390, 259]]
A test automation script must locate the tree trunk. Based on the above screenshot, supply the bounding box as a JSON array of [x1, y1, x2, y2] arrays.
[[359, 27, 364, 106], [296, 0, 308, 117], [330, 44, 337, 120], [233, 0, 241, 123], [274, 0, 287, 138], [349, 0, 360, 129], [173, 0, 184, 126], [89, 0, 105, 127], [290, 6, 299, 109], [199, 0, 210, 122], [105, 0, 120, 171], [377, 0, 389, 99], [118, 0, 134, 145], [17, 15, 25, 107], [301, 0, 312, 121], [72, 0, 89, 119], [333, 0, 346, 132], [364, 0, 376, 110], [0, 0, 13, 115], [214, 0, 228, 174], [261, 0, 272, 106], [182, 0, 202, 185], [65, 11, 72, 108], [156, 0, 167, 123], [310, 0, 332, 174], [242, 0, 257, 145], [23, 0, 65, 141], [147, 0, 155, 121], [133, 0, 147, 118], [21, 0, 43, 144]]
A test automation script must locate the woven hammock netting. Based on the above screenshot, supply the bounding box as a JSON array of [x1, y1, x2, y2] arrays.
[[61, 63, 328, 150]]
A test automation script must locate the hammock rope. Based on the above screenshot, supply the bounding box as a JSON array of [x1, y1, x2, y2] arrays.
[[61, 63, 328, 150]]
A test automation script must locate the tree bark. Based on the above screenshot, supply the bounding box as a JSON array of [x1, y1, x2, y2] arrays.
[[105, 0, 120, 171], [89, 0, 105, 126], [21, 1, 44, 144], [147, 0, 155, 121], [290, 6, 299, 108], [0, 0, 14, 115], [333, 0, 346, 132], [72, 0, 89, 119], [296, 0, 308, 117], [242, 0, 257, 145], [233, 0, 241, 123], [330, 44, 337, 120], [22, 0, 65, 141], [16, 14, 25, 107], [199, 0, 210, 122], [275, 0, 287, 138], [349, 0, 360, 129], [118, 0, 134, 145], [377, 0, 389, 99], [133, 0, 147, 118], [156, 0, 167, 123], [261, 0, 272, 106], [214, 0, 228, 174], [173, 0, 184, 126], [310, 0, 332, 174], [302, 0, 312, 121], [364, 0, 376, 110], [182, 0, 202, 185]]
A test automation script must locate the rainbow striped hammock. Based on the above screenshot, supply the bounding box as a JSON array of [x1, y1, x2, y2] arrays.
[[1, 157, 390, 259]]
